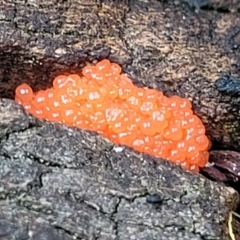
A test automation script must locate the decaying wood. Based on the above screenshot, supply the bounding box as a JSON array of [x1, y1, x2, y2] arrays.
[[0, 97, 238, 239], [1, 0, 240, 149], [0, 0, 240, 239]]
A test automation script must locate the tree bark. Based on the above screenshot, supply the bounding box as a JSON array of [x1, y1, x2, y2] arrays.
[[0, 97, 239, 239], [1, 0, 240, 149], [0, 0, 240, 239]]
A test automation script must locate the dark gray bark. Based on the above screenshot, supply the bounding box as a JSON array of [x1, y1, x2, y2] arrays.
[[0, 98, 239, 239]]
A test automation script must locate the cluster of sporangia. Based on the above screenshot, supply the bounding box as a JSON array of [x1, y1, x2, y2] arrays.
[[15, 59, 210, 172]]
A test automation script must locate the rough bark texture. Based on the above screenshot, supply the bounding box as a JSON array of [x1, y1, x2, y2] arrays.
[[1, 0, 240, 149], [0, 97, 239, 240], [0, 0, 240, 239]]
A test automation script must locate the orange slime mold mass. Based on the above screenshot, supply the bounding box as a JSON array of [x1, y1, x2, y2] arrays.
[[15, 59, 210, 173]]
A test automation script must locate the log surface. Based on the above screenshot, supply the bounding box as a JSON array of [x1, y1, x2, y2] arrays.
[[1, 0, 240, 149], [0, 0, 240, 239], [0, 97, 238, 239]]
